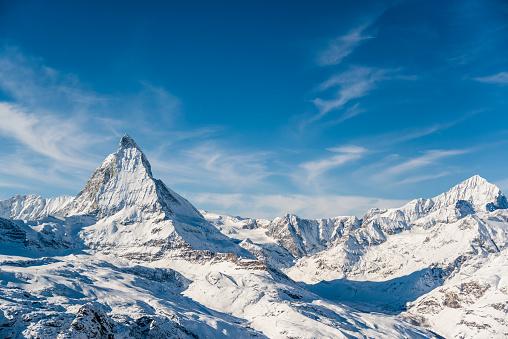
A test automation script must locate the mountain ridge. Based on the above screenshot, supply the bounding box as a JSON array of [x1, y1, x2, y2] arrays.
[[1, 136, 507, 338]]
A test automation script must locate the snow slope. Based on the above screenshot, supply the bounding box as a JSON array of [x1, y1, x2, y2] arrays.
[[0, 195, 73, 220], [405, 212, 508, 338], [1, 135, 506, 338], [204, 176, 508, 338]]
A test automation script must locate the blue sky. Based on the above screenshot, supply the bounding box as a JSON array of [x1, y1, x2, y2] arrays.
[[0, 0, 507, 218]]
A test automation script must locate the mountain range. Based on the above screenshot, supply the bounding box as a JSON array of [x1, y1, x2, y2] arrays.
[[1, 135, 507, 338]]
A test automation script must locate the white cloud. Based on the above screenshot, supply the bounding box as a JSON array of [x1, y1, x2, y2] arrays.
[[0, 180, 31, 190], [0, 103, 99, 168], [0, 151, 86, 190], [0, 48, 104, 110], [311, 67, 390, 121], [150, 142, 272, 191], [300, 145, 367, 180], [371, 149, 470, 185], [326, 145, 366, 154], [190, 192, 405, 219], [325, 103, 365, 126], [384, 149, 469, 176], [348, 111, 483, 149], [317, 25, 373, 66], [0, 48, 189, 195], [396, 171, 452, 185], [474, 72, 508, 85]]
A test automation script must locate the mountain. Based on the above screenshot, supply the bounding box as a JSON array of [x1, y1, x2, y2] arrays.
[[204, 175, 508, 337], [1, 136, 507, 338], [60, 135, 246, 259], [0, 135, 441, 338], [0, 195, 73, 220], [67, 135, 204, 221], [0, 135, 246, 260], [285, 176, 508, 284], [405, 243, 508, 338], [205, 175, 507, 264]]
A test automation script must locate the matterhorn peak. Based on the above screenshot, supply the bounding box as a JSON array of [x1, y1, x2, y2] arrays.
[[67, 135, 203, 221], [119, 134, 141, 150]]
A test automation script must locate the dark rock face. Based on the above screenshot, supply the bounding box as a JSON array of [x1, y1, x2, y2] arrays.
[[129, 315, 199, 339], [486, 194, 508, 212], [455, 200, 475, 218], [0, 217, 27, 244], [69, 303, 115, 338]]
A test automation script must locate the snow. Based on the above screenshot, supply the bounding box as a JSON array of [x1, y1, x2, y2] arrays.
[[1, 135, 507, 338], [0, 195, 74, 220]]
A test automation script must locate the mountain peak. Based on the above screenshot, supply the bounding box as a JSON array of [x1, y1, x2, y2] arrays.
[[449, 175, 500, 196], [119, 134, 139, 150], [67, 134, 203, 221], [434, 174, 506, 212], [460, 174, 489, 186]]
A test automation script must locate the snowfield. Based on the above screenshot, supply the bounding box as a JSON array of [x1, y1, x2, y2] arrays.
[[1, 135, 507, 338]]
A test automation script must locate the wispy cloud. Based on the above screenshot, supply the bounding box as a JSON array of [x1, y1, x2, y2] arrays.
[[0, 103, 99, 168], [150, 142, 272, 191], [396, 171, 452, 185], [300, 145, 367, 181], [317, 24, 373, 66], [0, 47, 104, 111], [474, 71, 508, 85], [351, 110, 483, 149], [324, 103, 365, 126], [310, 67, 391, 122], [191, 192, 405, 219], [0, 180, 31, 190], [376, 149, 469, 181], [0, 151, 86, 190], [0, 47, 190, 195]]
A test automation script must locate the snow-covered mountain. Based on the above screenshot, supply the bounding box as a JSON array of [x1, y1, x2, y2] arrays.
[[0, 195, 73, 220], [1, 135, 246, 260], [1, 135, 507, 338], [66, 135, 204, 221], [203, 175, 508, 337], [63, 135, 247, 260]]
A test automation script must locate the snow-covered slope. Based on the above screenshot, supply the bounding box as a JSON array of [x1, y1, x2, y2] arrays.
[[0, 136, 440, 338], [286, 176, 508, 283], [265, 214, 361, 257], [61, 135, 247, 259], [203, 211, 362, 262], [405, 245, 508, 338], [0, 195, 73, 220], [204, 176, 508, 337], [67, 135, 203, 222], [0, 254, 264, 338], [1, 135, 506, 338]]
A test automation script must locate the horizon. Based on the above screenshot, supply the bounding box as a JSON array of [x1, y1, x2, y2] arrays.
[[0, 0, 507, 218]]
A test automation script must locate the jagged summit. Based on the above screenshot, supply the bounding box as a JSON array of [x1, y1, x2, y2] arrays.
[[119, 134, 140, 150], [67, 135, 202, 221], [434, 174, 507, 212]]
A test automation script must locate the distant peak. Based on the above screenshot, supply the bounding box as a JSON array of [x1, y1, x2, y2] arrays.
[[463, 174, 488, 184], [119, 134, 140, 150], [456, 174, 494, 190], [434, 174, 507, 212]]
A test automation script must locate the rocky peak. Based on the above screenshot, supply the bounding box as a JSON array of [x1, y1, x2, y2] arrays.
[[67, 135, 203, 221], [119, 134, 140, 150], [433, 175, 507, 212]]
